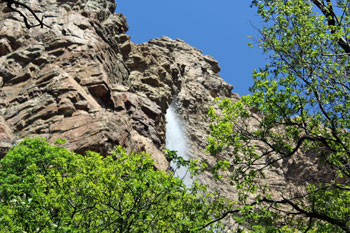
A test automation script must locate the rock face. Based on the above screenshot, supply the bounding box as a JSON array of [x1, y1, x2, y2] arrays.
[[0, 0, 330, 202], [0, 0, 236, 173], [0, 0, 168, 169]]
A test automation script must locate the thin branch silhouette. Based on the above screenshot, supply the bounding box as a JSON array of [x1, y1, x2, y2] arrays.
[[4, 0, 51, 29]]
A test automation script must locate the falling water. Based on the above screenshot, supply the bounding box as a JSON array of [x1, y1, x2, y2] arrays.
[[165, 103, 193, 187]]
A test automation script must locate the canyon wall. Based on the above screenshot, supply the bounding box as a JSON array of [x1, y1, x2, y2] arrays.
[[0, 0, 331, 200], [0, 0, 234, 173]]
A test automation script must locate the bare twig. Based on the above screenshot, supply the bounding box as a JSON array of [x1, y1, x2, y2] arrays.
[[322, 53, 350, 56], [4, 0, 51, 29]]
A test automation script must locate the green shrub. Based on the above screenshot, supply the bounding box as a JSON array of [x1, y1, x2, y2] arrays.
[[0, 138, 227, 232]]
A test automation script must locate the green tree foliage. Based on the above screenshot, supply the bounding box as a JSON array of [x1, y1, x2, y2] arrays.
[[0, 138, 229, 232], [207, 0, 350, 232]]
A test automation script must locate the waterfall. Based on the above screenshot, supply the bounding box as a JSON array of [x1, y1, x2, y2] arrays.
[[165, 103, 193, 187]]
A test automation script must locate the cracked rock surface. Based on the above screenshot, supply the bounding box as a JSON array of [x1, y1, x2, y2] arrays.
[[0, 0, 331, 200], [0, 0, 234, 172]]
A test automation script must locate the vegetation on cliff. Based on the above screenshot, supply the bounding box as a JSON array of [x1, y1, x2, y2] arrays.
[[2, 0, 350, 232], [208, 0, 350, 232]]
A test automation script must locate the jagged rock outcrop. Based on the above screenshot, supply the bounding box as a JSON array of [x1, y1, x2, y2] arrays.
[[0, 0, 334, 203], [0, 0, 236, 173], [0, 0, 170, 169], [135, 37, 240, 196]]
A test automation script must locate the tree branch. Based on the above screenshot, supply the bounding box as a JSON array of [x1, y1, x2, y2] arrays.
[[4, 0, 51, 29], [312, 0, 350, 54], [197, 193, 350, 232], [261, 197, 350, 233], [195, 208, 241, 231]]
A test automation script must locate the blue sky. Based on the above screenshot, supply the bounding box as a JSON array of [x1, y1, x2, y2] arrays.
[[115, 1, 267, 96]]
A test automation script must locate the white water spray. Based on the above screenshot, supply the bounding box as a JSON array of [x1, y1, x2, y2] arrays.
[[165, 103, 193, 187]]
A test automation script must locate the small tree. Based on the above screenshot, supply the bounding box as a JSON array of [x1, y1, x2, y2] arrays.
[[0, 138, 229, 232], [207, 0, 350, 232]]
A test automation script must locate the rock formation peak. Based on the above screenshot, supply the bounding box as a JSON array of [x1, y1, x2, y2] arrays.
[[0, 0, 236, 173], [0, 0, 334, 208]]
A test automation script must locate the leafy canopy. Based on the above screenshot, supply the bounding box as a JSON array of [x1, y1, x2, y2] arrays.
[[207, 0, 350, 232], [0, 138, 229, 232]]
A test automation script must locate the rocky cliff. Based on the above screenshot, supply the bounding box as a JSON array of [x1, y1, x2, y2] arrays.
[[0, 0, 333, 203], [0, 0, 236, 173]]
